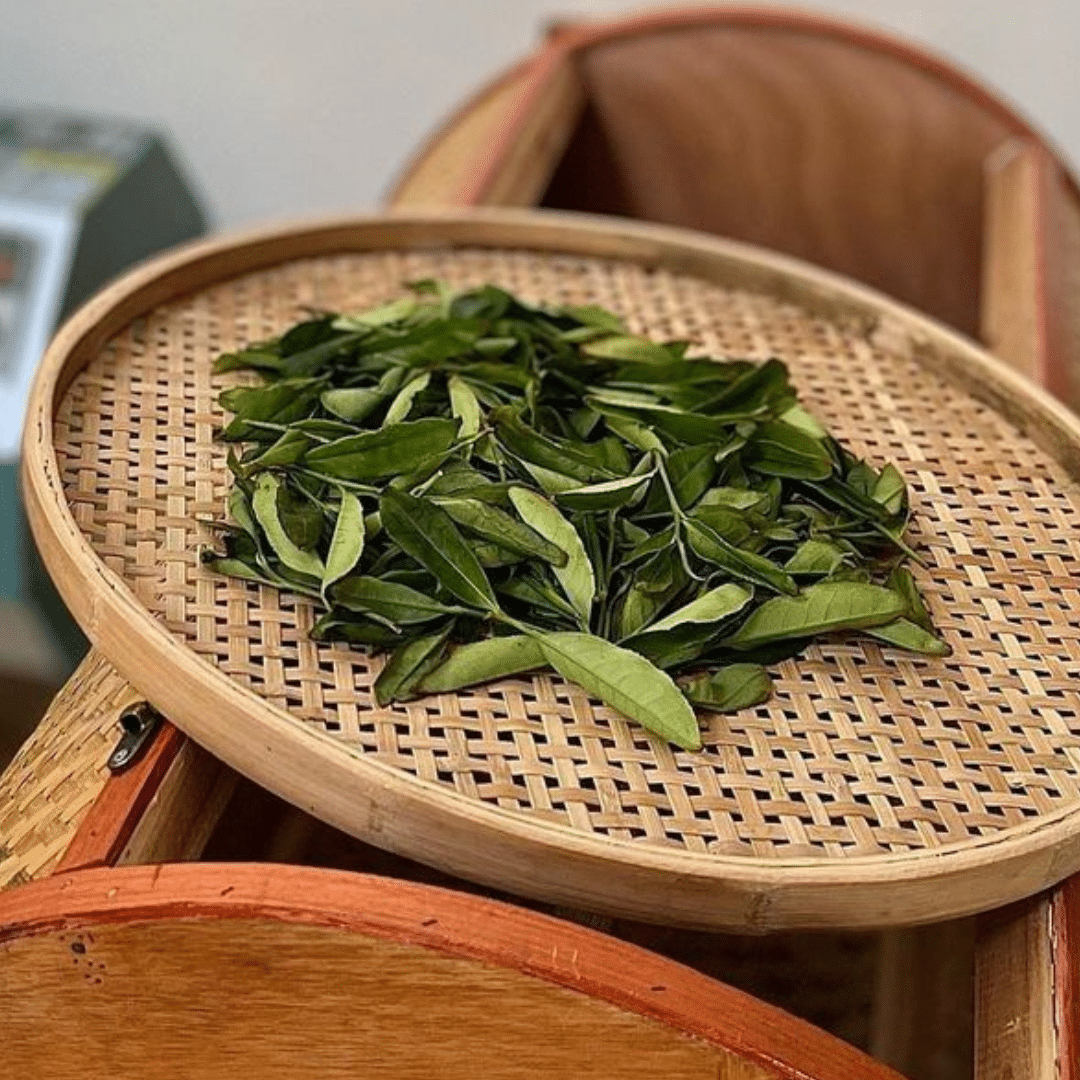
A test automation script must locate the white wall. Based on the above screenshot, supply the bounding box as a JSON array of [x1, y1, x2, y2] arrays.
[[1, 1, 1076, 229]]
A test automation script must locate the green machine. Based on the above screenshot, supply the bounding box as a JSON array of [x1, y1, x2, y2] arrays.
[[0, 107, 205, 699]]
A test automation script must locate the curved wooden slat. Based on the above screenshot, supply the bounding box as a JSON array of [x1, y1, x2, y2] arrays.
[[0, 863, 905, 1080]]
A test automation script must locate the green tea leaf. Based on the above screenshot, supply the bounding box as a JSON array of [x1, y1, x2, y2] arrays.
[[682, 664, 772, 711], [785, 538, 846, 576], [306, 418, 460, 481], [448, 375, 483, 439], [873, 463, 907, 517], [321, 491, 365, 600], [509, 488, 595, 628], [744, 421, 834, 480], [420, 635, 546, 693], [866, 618, 951, 656], [382, 372, 431, 426], [724, 582, 906, 649], [635, 583, 752, 636], [251, 473, 324, 580], [537, 632, 701, 750], [437, 497, 568, 566], [380, 489, 498, 612], [373, 626, 453, 705], [320, 387, 387, 423], [332, 575, 468, 625], [686, 519, 798, 595], [554, 473, 651, 512], [582, 335, 673, 363]]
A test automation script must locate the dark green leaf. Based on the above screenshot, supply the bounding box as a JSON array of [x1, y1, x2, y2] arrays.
[[305, 418, 460, 481], [373, 626, 453, 705], [332, 575, 469, 624], [437, 497, 568, 566], [380, 489, 498, 612], [420, 635, 546, 693], [686, 519, 798, 595], [682, 664, 772, 711]]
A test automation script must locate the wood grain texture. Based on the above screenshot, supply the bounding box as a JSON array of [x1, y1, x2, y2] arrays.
[[20, 208, 1080, 932], [0, 862, 906, 1080], [975, 896, 1058, 1080], [1053, 876, 1079, 1080], [113, 738, 236, 866], [870, 921, 975, 1080], [981, 141, 1046, 385]]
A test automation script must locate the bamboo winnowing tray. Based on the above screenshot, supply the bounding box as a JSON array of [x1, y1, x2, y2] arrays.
[[21, 210, 1080, 930]]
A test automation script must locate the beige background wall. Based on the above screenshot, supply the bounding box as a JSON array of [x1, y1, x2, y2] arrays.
[[0, 1, 1075, 229]]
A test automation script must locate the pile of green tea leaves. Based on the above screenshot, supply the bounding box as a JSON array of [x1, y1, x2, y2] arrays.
[[204, 281, 949, 752]]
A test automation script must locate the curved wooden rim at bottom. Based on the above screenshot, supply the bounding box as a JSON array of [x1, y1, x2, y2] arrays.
[[0, 862, 903, 1080]]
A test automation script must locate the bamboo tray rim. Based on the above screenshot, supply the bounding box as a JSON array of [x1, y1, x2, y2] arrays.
[[22, 207, 1080, 929]]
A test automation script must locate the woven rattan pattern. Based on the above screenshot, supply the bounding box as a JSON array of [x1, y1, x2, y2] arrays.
[[0, 652, 136, 889], [52, 248, 1080, 860]]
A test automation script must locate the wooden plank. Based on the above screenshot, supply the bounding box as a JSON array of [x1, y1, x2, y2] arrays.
[[51, 721, 186, 874], [1053, 877, 1079, 1080], [114, 739, 236, 866], [981, 140, 1047, 386], [0, 862, 907, 1080], [975, 895, 1058, 1079], [459, 46, 584, 207]]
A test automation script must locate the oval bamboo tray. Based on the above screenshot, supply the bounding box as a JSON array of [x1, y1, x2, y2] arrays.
[[22, 209, 1080, 930]]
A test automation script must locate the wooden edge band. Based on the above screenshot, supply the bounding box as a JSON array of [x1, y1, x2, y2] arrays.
[[0, 861, 906, 1080], [1054, 875, 1080, 1080], [51, 722, 186, 875]]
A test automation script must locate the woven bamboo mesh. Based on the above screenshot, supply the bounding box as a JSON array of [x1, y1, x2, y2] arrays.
[[0, 652, 136, 889], [49, 245, 1080, 864]]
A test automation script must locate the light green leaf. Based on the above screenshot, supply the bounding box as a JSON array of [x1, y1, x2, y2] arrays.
[[320, 387, 386, 423], [785, 539, 846, 576], [448, 375, 483, 439], [724, 582, 906, 649], [321, 491, 365, 601], [251, 473, 324, 580], [537, 631, 701, 750], [554, 473, 651, 512], [383, 372, 431, 427], [581, 335, 673, 363], [510, 487, 595, 628], [637, 583, 752, 636], [333, 296, 417, 329], [872, 463, 907, 516], [420, 635, 546, 693]]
